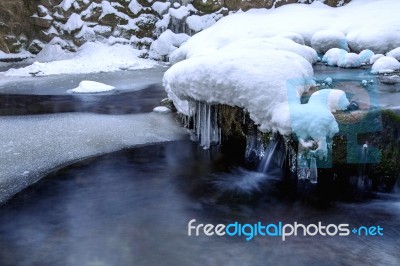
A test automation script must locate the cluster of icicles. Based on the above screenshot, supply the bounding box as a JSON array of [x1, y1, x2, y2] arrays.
[[184, 101, 320, 184]]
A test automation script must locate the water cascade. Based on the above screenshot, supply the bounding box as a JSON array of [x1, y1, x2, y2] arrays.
[[189, 101, 221, 149]]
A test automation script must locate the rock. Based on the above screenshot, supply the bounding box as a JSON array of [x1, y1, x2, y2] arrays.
[[37, 5, 49, 17], [28, 40, 45, 54], [99, 13, 128, 27], [31, 15, 54, 28]]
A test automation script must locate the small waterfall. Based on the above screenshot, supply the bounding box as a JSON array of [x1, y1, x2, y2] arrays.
[[245, 123, 265, 162], [257, 135, 286, 173], [309, 157, 318, 184], [297, 154, 310, 180], [190, 101, 221, 149]]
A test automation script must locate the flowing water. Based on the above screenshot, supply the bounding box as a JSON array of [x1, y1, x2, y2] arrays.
[[0, 66, 399, 265]]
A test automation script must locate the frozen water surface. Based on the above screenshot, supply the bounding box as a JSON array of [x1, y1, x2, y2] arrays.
[[0, 112, 187, 203]]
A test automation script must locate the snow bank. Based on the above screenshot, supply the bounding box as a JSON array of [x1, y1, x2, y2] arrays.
[[186, 13, 223, 33], [171, 0, 400, 61], [358, 49, 374, 64], [4, 42, 157, 76], [0, 112, 186, 203], [321, 48, 347, 66], [371, 56, 400, 74], [34, 44, 72, 62], [69, 80, 116, 93], [337, 53, 361, 68]]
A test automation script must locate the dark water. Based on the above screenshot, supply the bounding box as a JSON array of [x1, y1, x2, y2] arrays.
[[0, 141, 399, 266], [0, 67, 399, 265]]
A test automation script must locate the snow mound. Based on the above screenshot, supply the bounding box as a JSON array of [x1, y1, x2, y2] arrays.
[[186, 13, 223, 33], [69, 80, 116, 93], [358, 49, 374, 64], [149, 30, 190, 60], [34, 44, 71, 62], [311, 30, 349, 54], [387, 47, 400, 61], [276, 32, 305, 45], [4, 42, 157, 76], [321, 48, 348, 66], [164, 42, 349, 153], [371, 56, 400, 74], [337, 53, 361, 68], [370, 54, 385, 65]]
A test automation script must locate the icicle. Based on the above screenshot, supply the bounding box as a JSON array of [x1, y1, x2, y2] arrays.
[[189, 101, 221, 149], [297, 154, 310, 180], [309, 157, 318, 184]]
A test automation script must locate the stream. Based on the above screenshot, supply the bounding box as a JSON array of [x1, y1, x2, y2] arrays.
[[0, 65, 399, 265]]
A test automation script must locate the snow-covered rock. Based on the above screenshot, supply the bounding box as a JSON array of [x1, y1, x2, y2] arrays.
[[149, 30, 190, 60], [321, 48, 347, 66], [371, 56, 400, 74], [369, 54, 385, 65], [63, 13, 84, 33], [337, 52, 361, 68], [34, 44, 71, 62], [311, 30, 349, 54], [387, 47, 400, 61], [358, 49, 374, 64], [69, 80, 115, 93]]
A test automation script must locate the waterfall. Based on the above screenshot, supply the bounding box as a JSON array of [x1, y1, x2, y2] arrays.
[[257, 135, 286, 173], [245, 123, 265, 162], [297, 154, 310, 180], [190, 101, 221, 149]]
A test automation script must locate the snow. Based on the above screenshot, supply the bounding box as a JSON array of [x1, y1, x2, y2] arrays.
[[151, 2, 171, 16], [4, 42, 157, 76], [387, 47, 400, 61], [128, 0, 143, 15], [371, 56, 400, 74], [170, 0, 400, 61], [69, 80, 116, 93], [276, 32, 305, 45], [358, 49, 374, 64], [369, 54, 385, 65], [63, 13, 84, 33], [169, 5, 197, 20], [337, 52, 361, 68], [186, 13, 223, 33], [34, 44, 72, 62], [0, 50, 33, 60], [149, 30, 190, 60], [0, 112, 186, 203], [153, 106, 172, 113], [58, 0, 76, 11], [311, 30, 349, 54], [100, 0, 130, 21]]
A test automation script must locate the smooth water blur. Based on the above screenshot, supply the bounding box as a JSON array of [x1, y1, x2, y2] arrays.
[[0, 141, 399, 266]]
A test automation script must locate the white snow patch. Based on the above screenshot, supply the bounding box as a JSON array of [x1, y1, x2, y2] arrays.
[[186, 13, 223, 33], [4, 42, 157, 76], [58, 0, 76, 11], [63, 13, 84, 33], [371, 56, 400, 74], [69, 80, 116, 93], [151, 2, 171, 16], [153, 106, 172, 113], [337, 52, 361, 68], [128, 0, 143, 15]]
